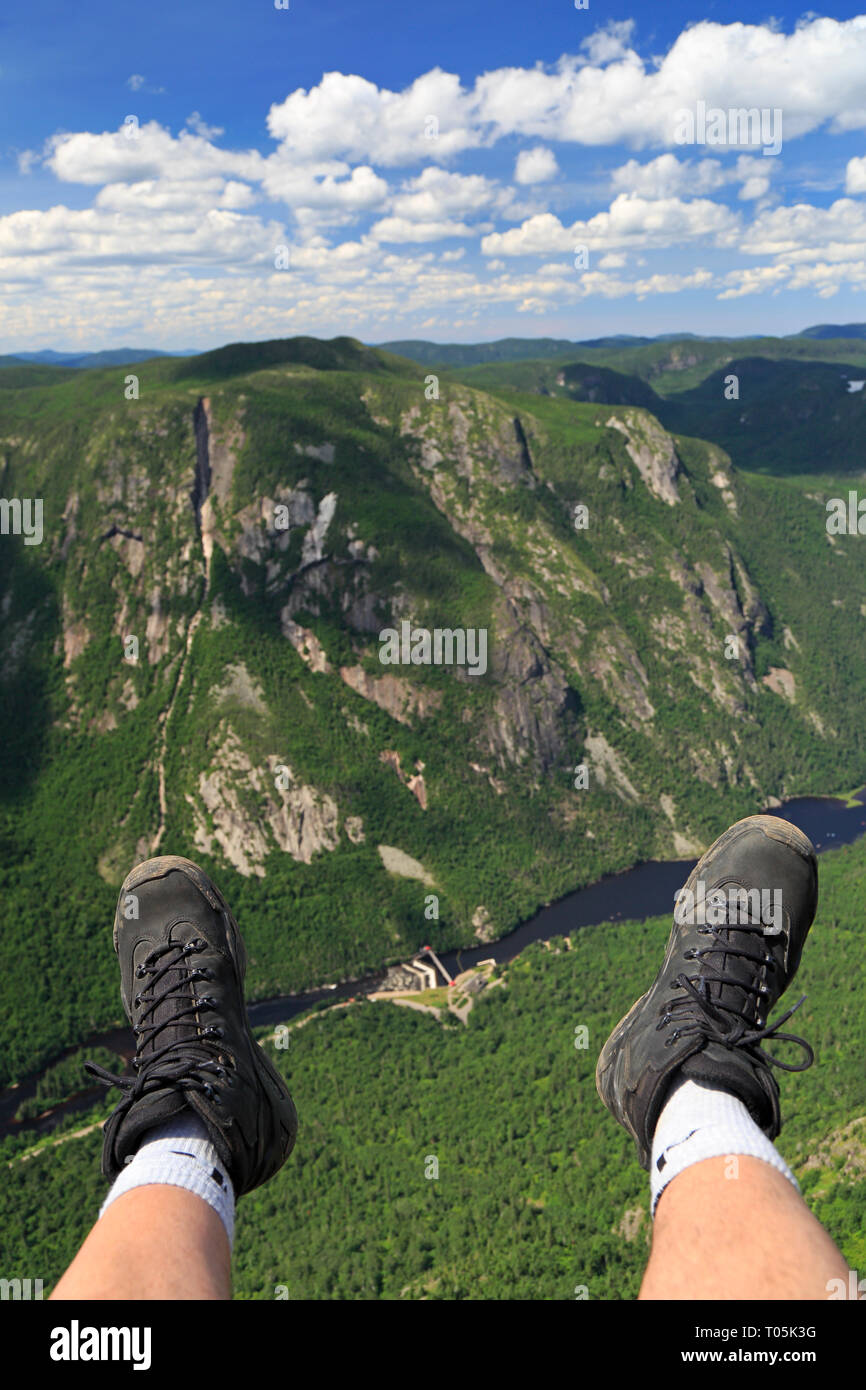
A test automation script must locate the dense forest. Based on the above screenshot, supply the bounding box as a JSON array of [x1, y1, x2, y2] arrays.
[[2, 831, 865, 1300]]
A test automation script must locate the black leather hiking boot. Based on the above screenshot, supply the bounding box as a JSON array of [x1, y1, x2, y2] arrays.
[[596, 815, 818, 1170], [86, 856, 298, 1197]]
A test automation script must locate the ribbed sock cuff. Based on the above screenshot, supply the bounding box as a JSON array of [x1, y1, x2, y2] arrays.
[[99, 1111, 236, 1249], [650, 1078, 799, 1217]]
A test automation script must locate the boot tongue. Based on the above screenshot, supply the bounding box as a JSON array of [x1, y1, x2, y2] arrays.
[[697, 882, 783, 1026], [139, 929, 212, 1067]]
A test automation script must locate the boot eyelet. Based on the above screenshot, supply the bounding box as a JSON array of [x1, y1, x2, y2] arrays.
[[135, 964, 146, 979], [134, 994, 141, 1007]]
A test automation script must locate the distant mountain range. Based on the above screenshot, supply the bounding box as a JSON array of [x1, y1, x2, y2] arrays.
[[375, 327, 866, 366], [0, 347, 197, 370], [2, 327, 866, 372], [797, 323, 866, 340]]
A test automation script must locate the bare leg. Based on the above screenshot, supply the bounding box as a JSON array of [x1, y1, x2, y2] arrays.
[[50, 1185, 231, 1301], [640, 1155, 850, 1301]]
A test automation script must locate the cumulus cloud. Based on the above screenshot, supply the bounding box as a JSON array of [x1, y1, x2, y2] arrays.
[[514, 147, 559, 184], [369, 216, 479, 243], [0, 202, 284, 268], [740, 197, 866, 260], [266, 68, 480, 166], [846, 155, 866, 194], [94, 178, 257, 212], [186, 112, 225, 140], [261, 159, 389, 220], [610, 154, 725, 199], [5, 17, 866, 347], [610, 152, 776, 202], [481, 194, 740, 257], [579, 19, 638, 66], [259, 19, 866, 168], [43, 122, 264, 185], [387, 167, 504, 219]]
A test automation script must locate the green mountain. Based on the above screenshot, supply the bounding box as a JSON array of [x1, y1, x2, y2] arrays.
[[3, 347, 196, 369], [798, 324, 866, 341], [3, 334, 866, 1095], [447, 343, 866, 475], [375, 337, 585, 366]]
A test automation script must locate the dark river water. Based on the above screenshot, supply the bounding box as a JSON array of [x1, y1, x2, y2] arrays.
[[4, 790, 865, 1140]]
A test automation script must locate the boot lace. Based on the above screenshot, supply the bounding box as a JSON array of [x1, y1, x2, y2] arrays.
[[656, 915, 813, 1072], [84, 939, 235, 1112]]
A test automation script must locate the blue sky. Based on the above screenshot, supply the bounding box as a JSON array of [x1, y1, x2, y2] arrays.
[[1, 2, 865, 350]]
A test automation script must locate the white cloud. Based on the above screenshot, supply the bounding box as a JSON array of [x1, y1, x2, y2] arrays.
[[610, 154, 725, 199], [0, 201, 284, 268], [388, 167, 503, 220], [43, 123, 265, 185], [514, 147, 559, 184], [261, 159, 389, 221], [266, 68, 480, 166], [94, 178, 257, 212], [846, 155, 866, 194], [579, 19, 638, 66], [369, 216, 478, 243], [259, 19, 866, 169], [610, 153, 776, 202], [7, 18, 866, 348], [740, 197, 866, 260], [126, 74, 165, 96], [472, 18, 866, 151], [738, 175, 770, 200], [481, 194, 740, 257], [186, 112, 225, 140]]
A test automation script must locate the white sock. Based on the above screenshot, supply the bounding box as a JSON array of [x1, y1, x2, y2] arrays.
[[650, 1078, 799, 1217], [100, 1110, 236, 1249]]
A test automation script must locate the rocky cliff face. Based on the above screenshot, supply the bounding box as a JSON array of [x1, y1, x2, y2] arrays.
[[0, 339, 857, 999]]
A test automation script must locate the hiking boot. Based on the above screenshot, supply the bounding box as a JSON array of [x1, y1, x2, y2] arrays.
[[596, 815, 817, 1170], [85, 856, 298, 1197]]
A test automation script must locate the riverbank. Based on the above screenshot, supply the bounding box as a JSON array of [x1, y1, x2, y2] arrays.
[[3, 787, 865, 1145]]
